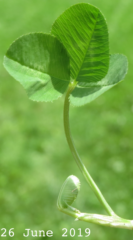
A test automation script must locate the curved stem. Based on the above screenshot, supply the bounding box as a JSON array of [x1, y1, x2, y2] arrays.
[[63, 82, 116, 217]]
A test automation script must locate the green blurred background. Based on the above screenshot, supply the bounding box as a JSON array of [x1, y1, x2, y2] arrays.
[[0, 0, 133, 239]]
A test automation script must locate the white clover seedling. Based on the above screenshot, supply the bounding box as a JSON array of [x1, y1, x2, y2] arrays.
[[4, 3, 131, 229]]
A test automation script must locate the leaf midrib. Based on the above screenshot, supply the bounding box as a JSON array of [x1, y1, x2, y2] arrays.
[[75, 12, 99, 81]]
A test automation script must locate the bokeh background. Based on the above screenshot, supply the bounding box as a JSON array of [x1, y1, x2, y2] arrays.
[[0, 0, 133, 239]]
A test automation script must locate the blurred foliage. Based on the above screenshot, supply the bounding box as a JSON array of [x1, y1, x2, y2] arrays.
[[0, 0, 133, 239]]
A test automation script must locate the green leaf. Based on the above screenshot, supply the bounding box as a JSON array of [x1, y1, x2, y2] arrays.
[[3, 33, 70, 102], [70, 54, 128, 106], [57, 175, 80, 209], [51, 3, 109, 84]]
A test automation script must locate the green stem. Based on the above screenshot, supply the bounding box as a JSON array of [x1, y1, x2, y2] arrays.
[[63, 82, 116, 217], [58, 207, 133, 230]]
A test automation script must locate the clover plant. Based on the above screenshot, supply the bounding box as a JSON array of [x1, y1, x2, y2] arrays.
[[4, 3, 131, 229]]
